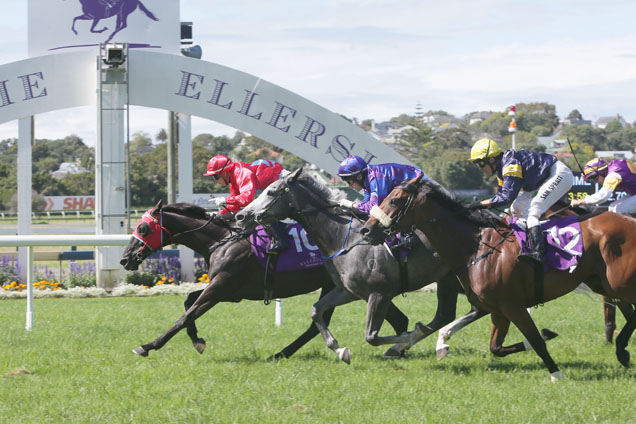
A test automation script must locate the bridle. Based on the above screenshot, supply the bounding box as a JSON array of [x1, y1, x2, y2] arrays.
[[371, 183, 418, 237], [131, 209, 173, 263]]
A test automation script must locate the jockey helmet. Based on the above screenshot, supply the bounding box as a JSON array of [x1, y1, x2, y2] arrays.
[[583, 158, 609, 181], [204, 154, 233, 176], [470, 138, 502, 162], [337, 155, 368, 177]]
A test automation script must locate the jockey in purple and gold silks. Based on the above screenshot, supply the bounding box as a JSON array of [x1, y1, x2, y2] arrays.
[[468, 138, 574, 264], [571, 158, 636, 215], [336, 155, 426, 214]]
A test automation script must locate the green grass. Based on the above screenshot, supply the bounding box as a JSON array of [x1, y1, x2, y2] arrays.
[[1, 291, 636, 423]]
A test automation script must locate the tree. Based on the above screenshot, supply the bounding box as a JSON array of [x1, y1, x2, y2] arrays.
[[604, 120, 623, 133], [560, 125, 607, 150], [514, 102, 559, 135], [567, 109, 583, 121]]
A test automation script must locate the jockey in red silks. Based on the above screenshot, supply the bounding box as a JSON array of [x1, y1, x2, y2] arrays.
[[204, 154, 290, 253]]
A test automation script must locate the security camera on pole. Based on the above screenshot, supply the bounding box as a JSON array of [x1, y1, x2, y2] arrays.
[[508, 105, 517, 150]]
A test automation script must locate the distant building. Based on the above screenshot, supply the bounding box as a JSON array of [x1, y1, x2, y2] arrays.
[[466, 111, 494, 125], [50, 158, 89, 179], [595, 150, 634, 160], [595, 114, 628, 129]]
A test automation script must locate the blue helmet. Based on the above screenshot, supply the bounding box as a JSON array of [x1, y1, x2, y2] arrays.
[[337, 155, 367, 177]]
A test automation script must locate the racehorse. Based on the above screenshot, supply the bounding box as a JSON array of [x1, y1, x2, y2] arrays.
[[71, 0, 159, 44], [361, 175, 636, 381], [120, 200, 412, 360], [235, 168, 534, 362]]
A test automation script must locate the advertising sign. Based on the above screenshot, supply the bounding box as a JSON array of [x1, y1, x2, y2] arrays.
[[28, 0, 180, 57], [44, 196, 95, 211]]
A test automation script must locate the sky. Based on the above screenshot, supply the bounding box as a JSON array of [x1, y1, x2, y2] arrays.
[[2, 0, 636, 147]]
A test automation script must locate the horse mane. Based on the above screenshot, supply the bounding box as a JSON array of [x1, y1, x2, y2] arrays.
[[297, 170, 346, 203], [416, 179, 505, 228], [163, 203, 211, 220]]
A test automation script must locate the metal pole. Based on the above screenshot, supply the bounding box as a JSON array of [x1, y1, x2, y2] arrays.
[[25, 246, 33, 331], [275, 299, 283, 326], [167, 111, 177, 204]]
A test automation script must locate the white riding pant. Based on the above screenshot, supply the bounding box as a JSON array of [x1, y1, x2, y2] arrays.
[[609, 194, 636, 215], [509, 161, 574, 228]]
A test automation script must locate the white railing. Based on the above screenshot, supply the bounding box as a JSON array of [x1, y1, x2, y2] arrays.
[[0, 234, 131, 330]]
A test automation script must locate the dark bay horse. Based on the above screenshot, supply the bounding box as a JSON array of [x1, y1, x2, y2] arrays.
[[235, 168, 495, 362], [72, 0, 159, 43], [361, 176, 636, 381], [120, 200, 412, 360]]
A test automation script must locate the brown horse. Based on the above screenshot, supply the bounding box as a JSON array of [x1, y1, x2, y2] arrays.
[[361, 176, 636, 381]]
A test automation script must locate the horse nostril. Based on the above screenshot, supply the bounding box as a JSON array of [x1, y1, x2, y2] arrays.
[[360, 227, 370, 236], [235, 213, 244, 222]]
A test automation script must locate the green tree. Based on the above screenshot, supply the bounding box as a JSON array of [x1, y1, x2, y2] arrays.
[[514, 102, 559, 135], [567, 109, 583, 121], [560, 125, 607, 150]]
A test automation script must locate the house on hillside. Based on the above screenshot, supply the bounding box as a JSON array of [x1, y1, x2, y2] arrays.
[[50, 158, 89, 179], [595, 114, 628, 129], [595, 150, 634, 160], [466, 111, 494, 125]]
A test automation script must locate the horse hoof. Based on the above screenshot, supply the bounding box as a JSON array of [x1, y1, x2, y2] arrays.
[[617, 349, 630, 367], [541, 328, 559, 341], [194, 339, 206, 354], [436, 346, 449, 361], [550, 370, 564, 382], [132, 346, 148, 357], [336, 347, 351, 364], [383, 347, 405, 359], [415, 322, 434, 336], [266, 353, 285, 362]]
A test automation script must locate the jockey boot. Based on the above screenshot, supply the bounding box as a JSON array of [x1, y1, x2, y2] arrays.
[[519, 225, 545, 264], [264, 221, 289, 254]]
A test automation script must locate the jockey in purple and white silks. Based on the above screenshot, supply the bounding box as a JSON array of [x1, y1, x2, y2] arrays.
[[468, 138, 574, 263], [571, 158, 636, 215], [336, 155, 426, 214]]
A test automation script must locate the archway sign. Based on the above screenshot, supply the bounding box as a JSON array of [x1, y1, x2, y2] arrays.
[[0, 50, 410, 174]]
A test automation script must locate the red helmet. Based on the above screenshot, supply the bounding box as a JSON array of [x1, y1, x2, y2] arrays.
[[204, 155, 233, 176]]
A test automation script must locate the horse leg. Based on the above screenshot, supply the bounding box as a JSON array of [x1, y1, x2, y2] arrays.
[[184, 290, 206, 354], [436, 305, 489, 360], [603, 297, 617, 343], [132, 286, 220, 357], [363, 292, 427, 347], [89, 18, 108, 34], [269, 285, 340, 361], [387, 274, 460, 357], [310, 286, 359, 364], [72, 15, 91, 35], [615, 303, 636, 367], [104, 12, 127, 43], [495, 309, 563, 382]]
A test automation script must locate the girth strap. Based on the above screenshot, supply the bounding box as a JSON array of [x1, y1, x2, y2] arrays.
[[534, 261, 544, 307]]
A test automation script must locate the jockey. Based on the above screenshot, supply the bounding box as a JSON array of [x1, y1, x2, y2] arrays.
[[570, 157, 636, 215], [204, 154, 290, 254], [336, 155, 425, 247], [468, 138, 574, 263]]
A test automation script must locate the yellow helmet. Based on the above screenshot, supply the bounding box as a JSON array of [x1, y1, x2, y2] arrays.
[[470, 138, 502, 161]]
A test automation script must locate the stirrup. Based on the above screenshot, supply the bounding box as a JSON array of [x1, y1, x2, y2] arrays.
[[266, 240, 286, 255]]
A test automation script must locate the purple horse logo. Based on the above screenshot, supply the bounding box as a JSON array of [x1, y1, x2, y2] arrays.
[[71, 0, 159, 43]]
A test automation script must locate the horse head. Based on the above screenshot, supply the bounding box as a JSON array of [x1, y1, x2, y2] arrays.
[[361, 175, 424, 244], [235, 167, 305, 232], [120, 199, 170, 270]]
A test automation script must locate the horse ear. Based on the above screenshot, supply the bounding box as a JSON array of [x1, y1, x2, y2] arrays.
[[289, 167, 303, 183], [414, 174, 424, 184], [150, 199, 163, 215]]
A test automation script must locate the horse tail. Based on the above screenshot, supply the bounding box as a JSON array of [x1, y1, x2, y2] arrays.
[[136, 0, 159, 21]]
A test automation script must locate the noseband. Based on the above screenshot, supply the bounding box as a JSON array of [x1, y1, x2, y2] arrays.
[[372, 184, 418, 236]]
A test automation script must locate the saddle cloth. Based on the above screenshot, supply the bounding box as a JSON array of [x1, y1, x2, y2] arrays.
[[508, 216, 583, 272], [250, 223, 323, 272]]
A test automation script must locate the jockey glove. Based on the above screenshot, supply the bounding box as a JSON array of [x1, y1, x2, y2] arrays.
[[210, 197, 227, 207], [468, 200, 487, 210], [338, 199, 356, 209]]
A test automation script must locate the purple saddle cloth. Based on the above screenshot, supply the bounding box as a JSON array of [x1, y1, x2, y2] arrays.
[[250, 223, 323, 272], [508, 216, 583, 272]]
